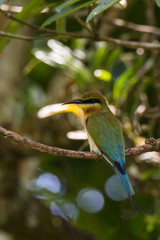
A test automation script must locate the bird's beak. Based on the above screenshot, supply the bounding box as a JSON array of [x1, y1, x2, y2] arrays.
[[62, 99, 83, 105]]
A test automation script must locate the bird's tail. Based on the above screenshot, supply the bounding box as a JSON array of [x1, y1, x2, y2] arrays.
[[114, 167, 137, 215]]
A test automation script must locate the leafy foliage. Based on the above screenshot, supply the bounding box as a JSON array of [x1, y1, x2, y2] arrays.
[[86, 0, 120, 23], [42, 0, 95, 27]]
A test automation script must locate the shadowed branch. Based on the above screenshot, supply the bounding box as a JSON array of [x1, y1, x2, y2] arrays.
[[0, 126, 159, 160], [1, 10, 160, 50]]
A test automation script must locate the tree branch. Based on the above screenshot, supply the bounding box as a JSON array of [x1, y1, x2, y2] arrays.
[[1, 10, 160, 50], [0, 30, 38, 41], [0, 126, 160, 160], [111, 18, 160, 36]]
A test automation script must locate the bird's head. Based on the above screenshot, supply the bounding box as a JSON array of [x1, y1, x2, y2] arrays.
[[63, 91, 106, 117]]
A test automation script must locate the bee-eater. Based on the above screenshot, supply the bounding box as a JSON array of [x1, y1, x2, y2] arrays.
[[63, 91, 136, 214]]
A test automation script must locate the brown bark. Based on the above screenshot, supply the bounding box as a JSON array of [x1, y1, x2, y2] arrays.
[[0, 126, 159, 161]]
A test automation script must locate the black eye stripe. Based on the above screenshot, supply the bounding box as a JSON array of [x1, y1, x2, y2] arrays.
[[83, 98, 102, 104]]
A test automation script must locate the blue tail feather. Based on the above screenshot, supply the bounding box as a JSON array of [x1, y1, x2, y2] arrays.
[[114, 167, 137, 215], [115, 144, 137, 214]]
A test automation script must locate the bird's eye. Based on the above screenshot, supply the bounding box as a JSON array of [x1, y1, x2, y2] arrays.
[[84, 98, 102, 104]]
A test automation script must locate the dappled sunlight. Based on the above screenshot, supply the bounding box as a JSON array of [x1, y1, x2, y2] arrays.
[[35, 50, 56, 66], [66, 130, 87, 140], [134, 136, 146, 146], [0, 4, 23, 12], [119, 0, 127, 7], [135, 104, 147, 116], [34, 39, 93, 82], [48, 40, 72, 59], [137, 152, 160, 164], [94, 69, 112, 82], [37, 103, 82, 118], [73, 49, 86, 60]]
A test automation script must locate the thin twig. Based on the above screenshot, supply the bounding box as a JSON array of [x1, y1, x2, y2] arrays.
[[74, 15, 93, 34], [0, 30, 37, 40], [1, 29, 160, 50], [0, 127, 160, 161], [112, 18, 160, 36], [1, 10, 160, 50], [97, 36, 160, 50], [4, 11, 160, 37]]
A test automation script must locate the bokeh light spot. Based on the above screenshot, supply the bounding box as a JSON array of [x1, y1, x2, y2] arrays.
[[50, 202, 79, 221], [36, 173, 61, 193], [77, 188, 104, 213], [104, 175, 128, 201]]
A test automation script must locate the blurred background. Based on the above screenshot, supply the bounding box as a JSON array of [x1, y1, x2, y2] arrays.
[[0, 0, 160, 239]]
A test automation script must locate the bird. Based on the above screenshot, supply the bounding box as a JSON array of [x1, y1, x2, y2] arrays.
[[63, 91, 137, 215]]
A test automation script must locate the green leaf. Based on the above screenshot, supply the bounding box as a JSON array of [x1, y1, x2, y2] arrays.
[[56, 18, 66, 32], [42, 0, 95, 27], [55, 0, 80, 12], [156, 0, 160, 8], [92, 43, 108, 70], [113, 68, 132, 100], [112, 57, 144, 101], [13, 0, 44, 20], [0, 0, 58, 50], [86, 0, 120, 23]]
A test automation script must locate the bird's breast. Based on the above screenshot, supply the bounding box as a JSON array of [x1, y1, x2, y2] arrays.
[[87, 131, 101, 154]]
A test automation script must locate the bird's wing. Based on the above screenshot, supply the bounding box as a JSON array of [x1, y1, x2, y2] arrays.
[[87, 110, 125, 166], [87, 109, 136, 213], [97, 132, 126, 175]]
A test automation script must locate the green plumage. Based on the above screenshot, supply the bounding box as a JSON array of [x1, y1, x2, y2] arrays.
[[86, 105, 125, 164], [63, 91, 136, 214]]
